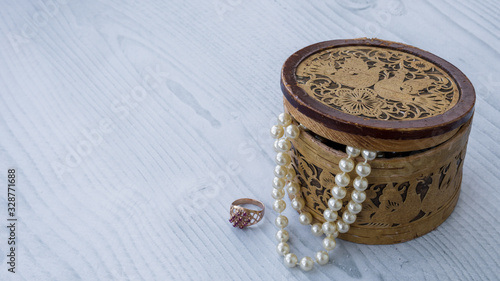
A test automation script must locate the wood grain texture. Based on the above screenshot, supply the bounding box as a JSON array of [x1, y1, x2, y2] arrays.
[[284, 97, 463, 151], [0, 0, 498, 280]]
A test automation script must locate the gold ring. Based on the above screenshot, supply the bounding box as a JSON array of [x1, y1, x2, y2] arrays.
[[229, 198, 265, 229]]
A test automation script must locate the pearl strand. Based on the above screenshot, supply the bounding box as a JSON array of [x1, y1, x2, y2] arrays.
[[270, 112, 376, 271]]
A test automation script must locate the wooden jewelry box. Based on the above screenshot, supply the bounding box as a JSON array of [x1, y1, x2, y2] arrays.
[[281, 38, 475, 245]]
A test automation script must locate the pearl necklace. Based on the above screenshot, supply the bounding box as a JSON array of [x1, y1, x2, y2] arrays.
[[270, 112, 376, 271]]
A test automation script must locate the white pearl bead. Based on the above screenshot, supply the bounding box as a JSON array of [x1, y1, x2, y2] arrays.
[[285, 124, 300, 139], [337, 220, 350, 233], [274, 165, 287, 178], [272, 188, 285, 199], [276, 242, 290, 256], [322, 222, 336, 235], [273, 140, 280, 153], [335, 173, 350, 187], [311, 223, 324, 236], [276, 139, 291, 152], [353, 176, 368, 191], [285, 182, 300, 195], [291, 197, 305, 211], [270, 125, 284, 139], [284, 253, 298, 268], [351, 190, 366, 203], [299, 256, 314, 271], [285, 167, 296, 181], [346, 146, 360, 157], [332, 185, 347, 199], [299, 212, 312, 225], [339, 158, 354, 173], [362, 150, 377, 161], [315, 251, 329, 265], [276, 229, 289, 242], [275, 152, 291, 166], [272, 177, 285, 189], [328, 198, 343, 211], [323, 236, 336, 251], [342, 211, 357, 224], [273, 199, 286, 213], [330, 230, 339, 238], [275, 215, 288, 228], [355, 162, 371, 177], [347, 201, 362, 214], [278, 113, 292, 126], [323, 208, 338, 222]]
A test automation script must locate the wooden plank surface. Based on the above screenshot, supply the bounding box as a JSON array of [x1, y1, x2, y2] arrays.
[[0, 0, 499, 280]]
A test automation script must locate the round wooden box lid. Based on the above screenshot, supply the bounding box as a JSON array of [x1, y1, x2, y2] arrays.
[[281, 38, 475, 152]]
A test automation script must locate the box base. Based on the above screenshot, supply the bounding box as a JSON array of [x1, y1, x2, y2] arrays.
[[288, 119, 471, 244]]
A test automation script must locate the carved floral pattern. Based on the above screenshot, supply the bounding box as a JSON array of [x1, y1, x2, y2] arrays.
[[337, 88, 383, 117], [290, 146, 465, 228], [295, 46, 460, 120]]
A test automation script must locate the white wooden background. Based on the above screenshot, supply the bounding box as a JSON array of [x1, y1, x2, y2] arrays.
[[0, 0, 499, 280]]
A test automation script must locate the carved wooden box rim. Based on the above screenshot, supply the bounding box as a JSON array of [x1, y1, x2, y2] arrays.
[[281, 38, 475, 149]]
